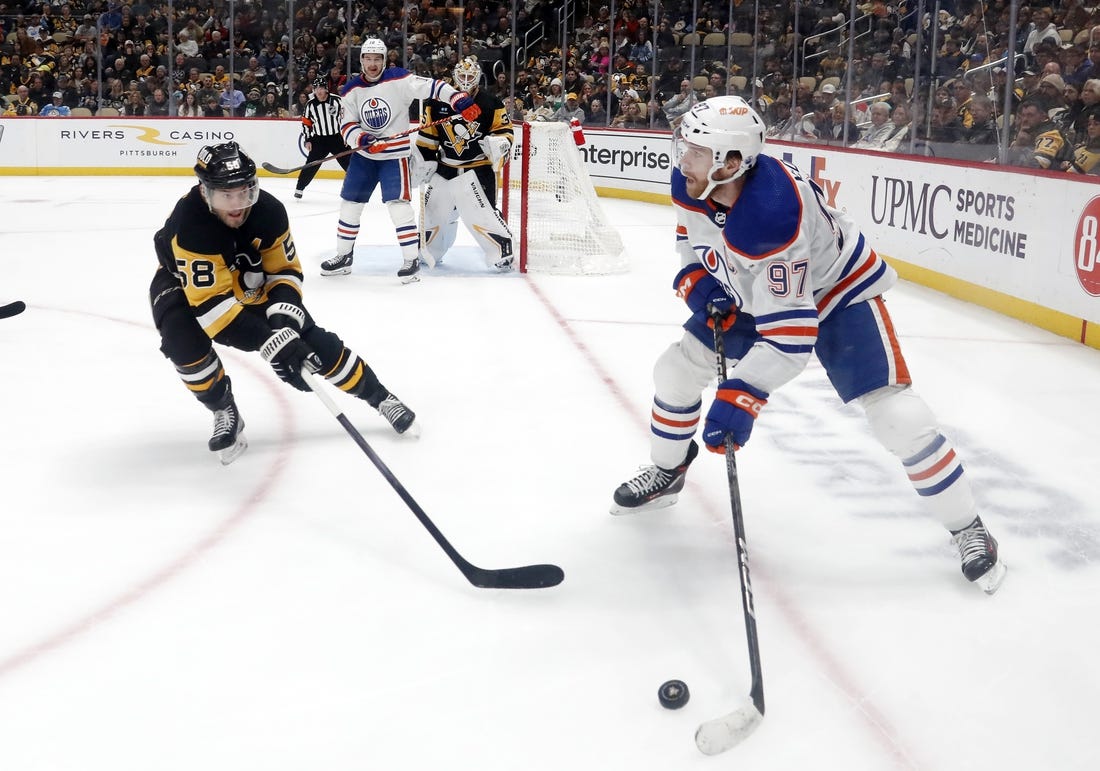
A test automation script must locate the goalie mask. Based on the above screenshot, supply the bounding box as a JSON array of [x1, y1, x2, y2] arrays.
[[673, 96, 765, 199], [453, 57, 482, 93], [194, 141, 259, 223]]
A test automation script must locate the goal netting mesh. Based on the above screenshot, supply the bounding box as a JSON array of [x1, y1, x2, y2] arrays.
[[502, 122, 628, 275]]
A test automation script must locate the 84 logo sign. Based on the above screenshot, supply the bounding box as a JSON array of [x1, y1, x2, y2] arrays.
[[1073, 196, 1100, 296]]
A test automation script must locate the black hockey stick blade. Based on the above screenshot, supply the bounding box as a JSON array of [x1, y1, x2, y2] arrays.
[[461, 562, 564, 589], [0, 301, 26, 319], [304, 372, 564, 590]]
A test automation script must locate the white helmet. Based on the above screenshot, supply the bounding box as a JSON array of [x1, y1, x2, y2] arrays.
[[673, 96, 766, 199], [360, 38, 387, 58], [453, 56, 481, 93]]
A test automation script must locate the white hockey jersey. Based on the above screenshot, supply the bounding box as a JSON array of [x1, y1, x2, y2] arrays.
[[339, 67, 462, 160], [673, 154, 897, 395]]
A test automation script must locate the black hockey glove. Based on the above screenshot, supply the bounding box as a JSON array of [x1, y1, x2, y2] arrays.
[[266, 301, 306, 332], [260, 327, 321, 391]]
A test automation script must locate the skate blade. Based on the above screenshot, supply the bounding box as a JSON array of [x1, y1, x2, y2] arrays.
[[609, 493, 679, 516], [975, 559, 1007, 595], [217, 434, 248, 466], [399, 421, 422, 439], [400, 273, 421, 284], [321, 266, 353, 276]]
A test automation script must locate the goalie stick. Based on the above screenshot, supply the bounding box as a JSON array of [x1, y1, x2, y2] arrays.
[[261, 114, 461, 175], [694, 312, 765, 755], [303, 370, 565, 590], [0, 301, 26, 320]]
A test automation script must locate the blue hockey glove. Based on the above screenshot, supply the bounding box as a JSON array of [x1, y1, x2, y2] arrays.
[[702, 379, 769, 453], [674, 263, 737, 330], [451, 93, 480, 121], [357, 132, 377, 149]]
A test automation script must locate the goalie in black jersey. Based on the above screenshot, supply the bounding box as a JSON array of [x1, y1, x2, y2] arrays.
[[415, 57, 515, 271], [150, 141, 417, 464]]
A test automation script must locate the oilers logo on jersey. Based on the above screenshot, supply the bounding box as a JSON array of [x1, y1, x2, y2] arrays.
[[359, 97, 392, 131]]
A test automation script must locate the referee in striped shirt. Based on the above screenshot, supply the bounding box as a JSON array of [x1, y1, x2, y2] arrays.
[[295, 77, 350, 199]]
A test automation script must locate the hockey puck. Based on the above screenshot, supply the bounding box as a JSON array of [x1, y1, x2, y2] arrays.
[[658, 679, 690, 710]]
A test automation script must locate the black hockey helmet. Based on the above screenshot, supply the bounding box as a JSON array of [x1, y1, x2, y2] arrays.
[[194, 141, 256, 189]]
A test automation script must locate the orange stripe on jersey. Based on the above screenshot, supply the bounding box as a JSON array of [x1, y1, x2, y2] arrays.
[[816, 250, 878, 311], [871, 296, 912, 384], [908, 449, 956, 481], [652, 410, 697, 428]]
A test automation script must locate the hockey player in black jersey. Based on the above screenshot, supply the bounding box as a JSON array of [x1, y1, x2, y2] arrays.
[[149, 141, 417, 464], [415, 57, 515, 270]]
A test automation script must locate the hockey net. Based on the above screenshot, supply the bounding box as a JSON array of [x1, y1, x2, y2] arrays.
[[501, 122, 627, 275]]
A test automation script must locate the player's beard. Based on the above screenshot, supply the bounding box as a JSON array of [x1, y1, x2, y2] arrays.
[[684, 173, 709, 200]]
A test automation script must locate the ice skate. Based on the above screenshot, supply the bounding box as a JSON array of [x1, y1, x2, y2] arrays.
[[293, 190, 303, 199], [378, 393, 418, 436], [208, 398, 247, 465], [321, 253, 354, 276], [493, 254, 515, 272], [611, 440, 699, 515], [950, 516, 1006, 594], [398, 256, 421, 284]]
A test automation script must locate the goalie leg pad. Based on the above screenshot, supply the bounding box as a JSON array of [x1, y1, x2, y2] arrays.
[[860, 384, 976, 530], [421, 178, 460, 265], [452, 173, 513, 269]]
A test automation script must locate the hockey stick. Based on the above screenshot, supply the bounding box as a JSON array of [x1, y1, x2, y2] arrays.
[[303, 371, 565, 590], [694, 315, 765, 755], [260, 115, 460, 175], [0, 301, 26, 320]]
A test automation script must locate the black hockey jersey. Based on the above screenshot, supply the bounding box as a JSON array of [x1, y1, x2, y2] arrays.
[[155, 186, 303, 349], [416, 89, 512, 179]]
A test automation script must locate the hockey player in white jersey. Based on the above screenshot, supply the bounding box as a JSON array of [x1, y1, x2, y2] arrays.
[[320, 38, 480, 283], [611, 96, 1006, 594], [415, 57, 515, 271]]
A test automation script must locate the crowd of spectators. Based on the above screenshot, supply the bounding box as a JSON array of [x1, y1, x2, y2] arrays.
[[3, 0, 1100, 172]]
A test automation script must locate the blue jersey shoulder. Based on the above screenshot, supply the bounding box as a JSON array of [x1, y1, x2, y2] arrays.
[[724, 155, 801, 258], [379, 67, 411, 82]]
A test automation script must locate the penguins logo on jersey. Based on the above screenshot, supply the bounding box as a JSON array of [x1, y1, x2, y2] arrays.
[[360, 97, 391, 131], [444, 120, 482, 156]]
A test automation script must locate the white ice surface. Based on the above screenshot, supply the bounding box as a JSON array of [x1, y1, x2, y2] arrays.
[[1, 176, 1098, 770]]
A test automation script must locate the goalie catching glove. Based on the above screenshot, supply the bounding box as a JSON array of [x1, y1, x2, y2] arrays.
[[481, 135, 512, 170], [260, 327, 321, 392], [702, 379, 768, 452], [674, 263, 737, 331]]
